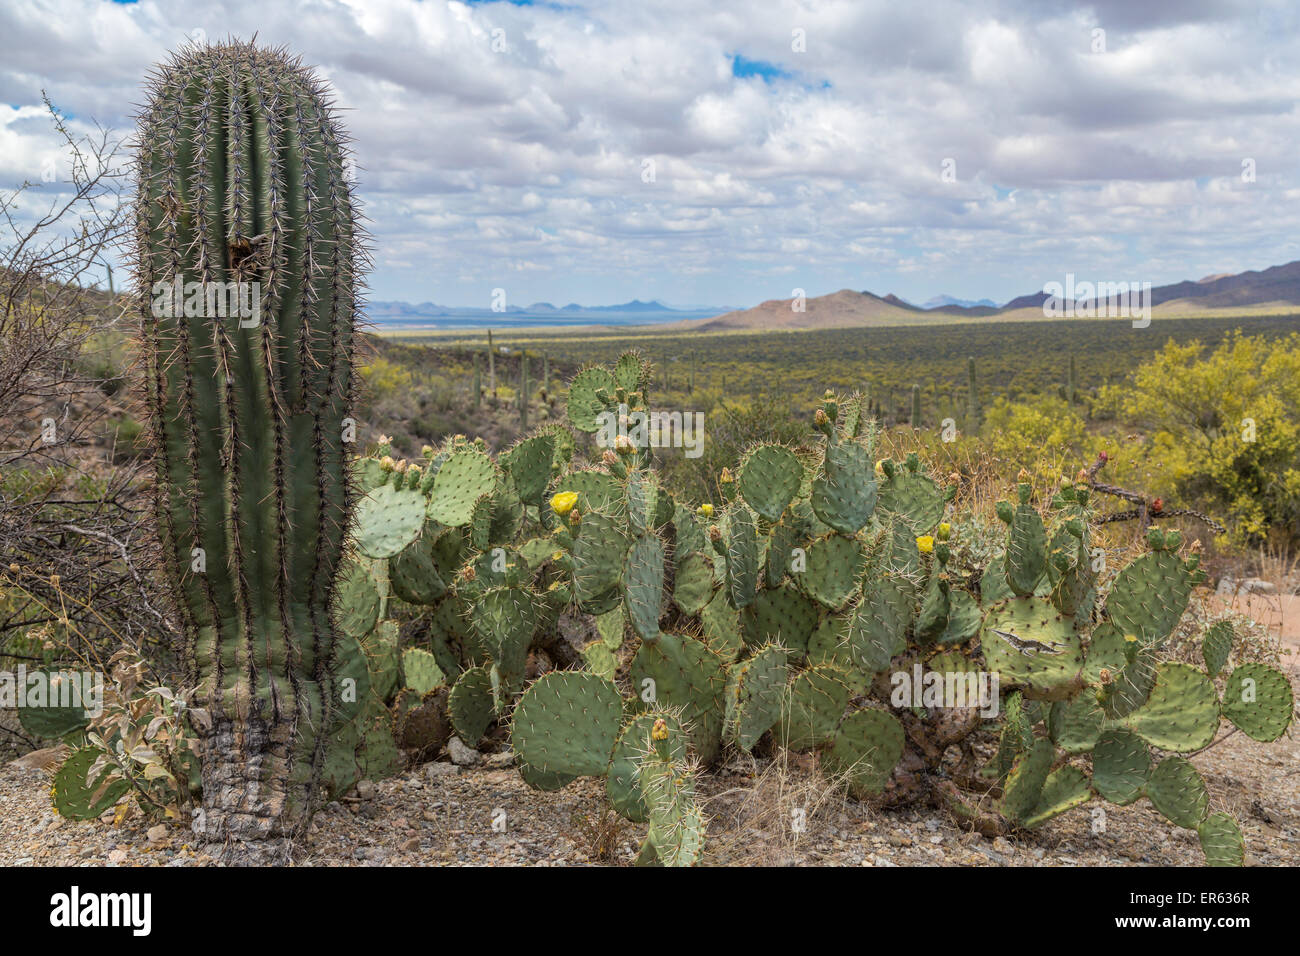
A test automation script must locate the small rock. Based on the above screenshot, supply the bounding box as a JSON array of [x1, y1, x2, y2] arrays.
[[484, 750, 515, 769], [424, 761, 460, 780], [147, 824, 169, 845], [448, 737, 481, 767], [401, 837, 420, 852], [355, 780, 376, 800], [108, 849, 128, 865]]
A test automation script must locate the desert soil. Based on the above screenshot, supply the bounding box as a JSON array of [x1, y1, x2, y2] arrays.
[[1, 686, 1295, 868], [1, 598, 1294, 868]]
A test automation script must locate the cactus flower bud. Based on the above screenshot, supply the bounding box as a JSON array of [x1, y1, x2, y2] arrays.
[[708, 525, 722, 543], [719, 468, 734, 485], [1098, 667, 1113, 685], [568, 508, 582, 527], [602, 449, 619, 465], [421, 445, 433, 457], [461, 565, 476, 583], [1017, 468, 1030, 482], [550, 491, 579, 516], [379, 455, 395, 471], [875, 459, 885, 477], [936, 522, 952, 541], [1060, 476, 1073, 490], [615, 434, 635, 456], [814, 407, 829, 426], [651, 718, 669, 741]]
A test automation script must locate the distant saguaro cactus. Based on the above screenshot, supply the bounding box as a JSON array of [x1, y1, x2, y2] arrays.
[[134, 41, 364, 857], [966, 356, 981, 434], [910, 384, 921, 428], [520, 352, 529, 429]]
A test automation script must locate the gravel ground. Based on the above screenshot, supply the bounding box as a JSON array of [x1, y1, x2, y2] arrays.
[[1, 706, 1295, 867]]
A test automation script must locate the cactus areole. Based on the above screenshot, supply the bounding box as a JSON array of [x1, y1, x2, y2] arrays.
[[135, 42, 363, 855]]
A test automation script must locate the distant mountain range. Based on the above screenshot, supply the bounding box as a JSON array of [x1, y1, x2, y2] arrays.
[[682, 259, 1300, 331], [364, 259, 1300, 332], [362, 297, 740, 329]]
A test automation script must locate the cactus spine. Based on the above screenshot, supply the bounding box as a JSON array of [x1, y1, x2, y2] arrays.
[[135, 41, 363, 853]]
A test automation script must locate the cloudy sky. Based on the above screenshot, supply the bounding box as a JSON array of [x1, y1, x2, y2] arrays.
[[3, 0, 1300, 308]]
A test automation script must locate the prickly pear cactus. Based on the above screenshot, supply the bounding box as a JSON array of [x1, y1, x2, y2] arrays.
[[342, 355, 1292, 870]]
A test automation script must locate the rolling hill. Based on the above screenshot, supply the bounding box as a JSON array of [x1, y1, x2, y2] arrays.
[[680, 259, 1300, 331]]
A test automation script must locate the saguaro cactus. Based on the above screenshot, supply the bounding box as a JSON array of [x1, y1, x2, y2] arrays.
[[910, 384, 921, 427], [135, 41, 363, 856], [966, 356, 981, 433], [519, 351, 529, 428]]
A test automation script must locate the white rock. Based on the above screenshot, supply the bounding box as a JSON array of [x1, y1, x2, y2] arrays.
[[447, 737, 481, 767], [424, 761, 460, 779]]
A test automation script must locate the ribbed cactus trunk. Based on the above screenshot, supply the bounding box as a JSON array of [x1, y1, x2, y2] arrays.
[[473, 351, 482, 408], [135, 42, 362, 857], [488, 329, 496, 397], [910, 384, 921, 428]]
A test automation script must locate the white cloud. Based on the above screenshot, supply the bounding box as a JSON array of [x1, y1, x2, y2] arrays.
[[2, 0, 1299, 306]]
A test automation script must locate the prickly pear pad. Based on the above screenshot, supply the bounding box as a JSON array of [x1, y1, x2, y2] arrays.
[[512, 671, 624, 777], [979, 596, 1084, 698]]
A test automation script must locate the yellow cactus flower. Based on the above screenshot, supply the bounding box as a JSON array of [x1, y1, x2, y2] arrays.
[[875, 459, 885, 476], [916, 535, 935, 554], [936, 522, 952, 541], [1123, 633, 1138, 643], [719, 467, 734, 484], [550, 491, 579, 516], [698, 503, 714, 518]]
